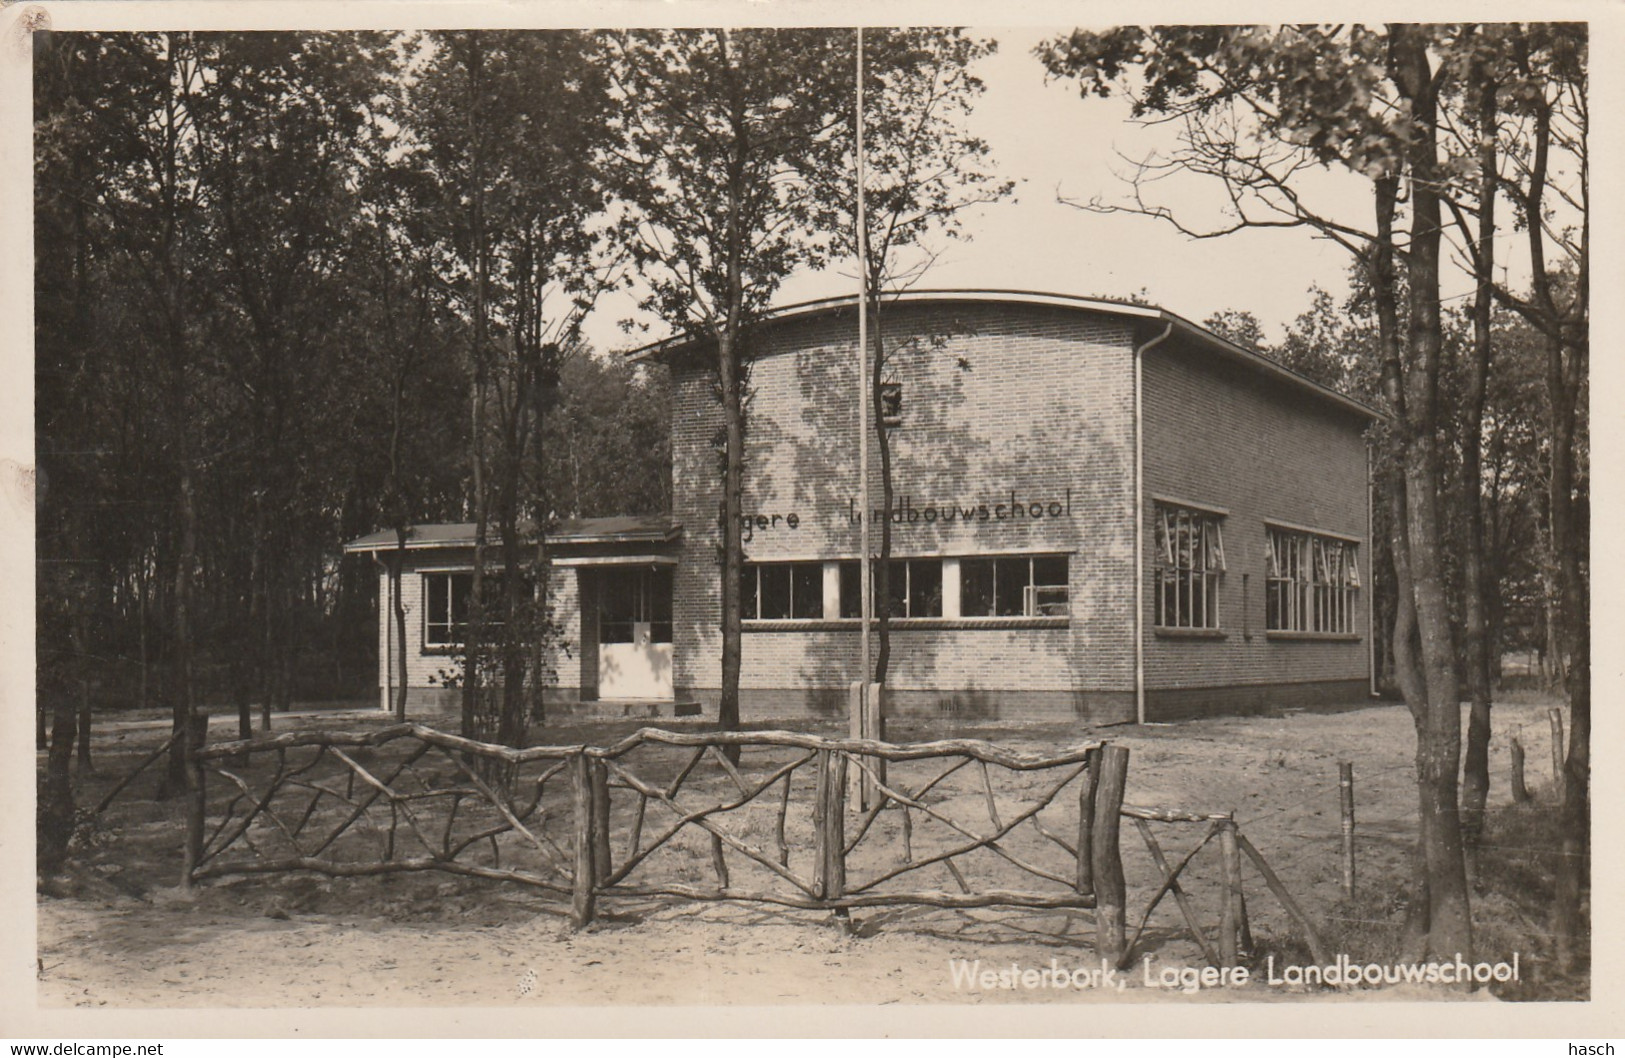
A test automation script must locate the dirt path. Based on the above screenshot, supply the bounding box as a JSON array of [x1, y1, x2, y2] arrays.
[[37, 697, 1569, 1007]]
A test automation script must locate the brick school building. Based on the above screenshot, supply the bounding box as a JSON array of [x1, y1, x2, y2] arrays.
[[346, 290, 1378, 724]]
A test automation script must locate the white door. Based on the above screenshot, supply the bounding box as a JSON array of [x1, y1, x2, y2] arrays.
[[598, 568, 674, 700]]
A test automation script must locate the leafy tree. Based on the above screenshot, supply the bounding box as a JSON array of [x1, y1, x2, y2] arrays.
[[814, 29, 1014, 704], [1039, 23, 1590, 961], [35, 31, 444, 792], [603, 28, 851, 738], [540, 353, 672, 519], [396, 30, 616, 745], [343, 141, 472, 721], [1478, 25, 1588, 964], [186, 32, 388, 738], [1200, 308, 1268, 353]]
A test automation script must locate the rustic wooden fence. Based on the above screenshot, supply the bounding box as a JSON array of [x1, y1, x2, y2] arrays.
[[1121, 804, 1330, 970], [181, 716, 1135, 958]]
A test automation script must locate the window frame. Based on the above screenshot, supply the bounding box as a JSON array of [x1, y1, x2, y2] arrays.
[[837, 558, 946, 619], [1153, 503, 1226, 631], [959, 554, 1070, 618], [741, 561, 825, 621], [423, 571, 468, 648], [422, 570, 511, 649], [1265, 525, 1360, 635]]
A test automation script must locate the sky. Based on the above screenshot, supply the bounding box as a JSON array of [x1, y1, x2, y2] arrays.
[[581, 26, 1402, 357]]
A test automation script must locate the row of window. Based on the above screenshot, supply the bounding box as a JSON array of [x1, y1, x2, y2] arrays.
[[421, 510, 1360, 644], [1154, 503, 1360, 635], [741, 555, 1070, 622], [424, 569, 675, 648]]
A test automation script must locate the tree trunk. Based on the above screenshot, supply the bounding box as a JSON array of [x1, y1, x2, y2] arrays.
[[1390, 26, 1473, 961], [717, 325, 745, 739], [530, 529, 552, 725], [67, 595, 94, 774], [497, 496, 528, 751], [137, 564, 150, 713], [870, 296, 894, 698], [390, 537, 409, 721], [1547, 328, 1588, 970], [1459, 70, 1498, 845], [39, 695, 79, 876], [1370, 86, 1472, 957], [716, 52, 748, 745], [166, 468, 198, 794], [460, 31, 491, 745]]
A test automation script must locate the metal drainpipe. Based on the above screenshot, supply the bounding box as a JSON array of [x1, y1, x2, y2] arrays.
[[1134, 320, 1174, 725], [371, 553, 392, 714], [1367, 441, 1377, 697]]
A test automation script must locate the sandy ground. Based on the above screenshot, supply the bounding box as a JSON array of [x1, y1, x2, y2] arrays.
[[36, 696, 1571, 1007]]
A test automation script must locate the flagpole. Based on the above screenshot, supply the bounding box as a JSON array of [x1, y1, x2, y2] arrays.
[[856, 27, 872, 759]]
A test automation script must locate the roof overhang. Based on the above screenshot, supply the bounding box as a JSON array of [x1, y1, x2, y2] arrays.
[[550, 555, 680, 568], [343, 518, 683, 555]]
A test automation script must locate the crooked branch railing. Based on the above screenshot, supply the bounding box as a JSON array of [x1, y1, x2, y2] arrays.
[[181, 716, 1325, 970], [182, 717, 1133, 959], [1120, 804, 1330, 971]]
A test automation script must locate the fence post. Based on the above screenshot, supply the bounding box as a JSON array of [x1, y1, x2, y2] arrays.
[[590, 757, 612, 884], [571, 751, 596, 928], [813, 749, 847, 903], [1218, 816, 1241, 968], [1548, 708, 1565, 797], [1090, 743, 1128, 967], [1075, 744, 1102, 897], [181, 711, 209, 891], [1510, 738, 1532, 803], [1338, 762, 1356, 899]]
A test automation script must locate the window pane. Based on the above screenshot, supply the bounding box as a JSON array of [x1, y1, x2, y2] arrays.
[[601, 571, 637, 642], [650, 569, 673, 642], [994, 557, 1027, 616], [1032, 556, 1067, 587], [602, 571, 637, 623], [450, 573, 471, 626], [791, 563, 823, 619], [839, 562, 861, 618], [884, 560, 908, 619], [1032, 585, 1069, 617], [759, 564, 792, 620], [960, 559, 994, 617], [909, 560, 943, 618], [428, 575, 449, 625], [649, 569, 673, 623], [425, 575, 450, 644]]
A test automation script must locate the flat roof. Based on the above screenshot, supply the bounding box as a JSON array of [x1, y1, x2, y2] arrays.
[[626, 288, 1380, 422], [343, 515, 682, 554]]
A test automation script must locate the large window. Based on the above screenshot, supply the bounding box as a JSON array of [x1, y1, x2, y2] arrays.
[[424, 572, 470, 647], [960, 555, 1069, 617], [601, 568, 674, 643], [1154, 505, 1226, 630], [742, 562, 823, 620], [1266, 528, 1360, 634], [839, 559, 943, 618], [425, 571, 515, 647]]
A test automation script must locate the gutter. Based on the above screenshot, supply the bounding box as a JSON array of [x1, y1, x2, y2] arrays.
[[1134, 320, 1174, 726]]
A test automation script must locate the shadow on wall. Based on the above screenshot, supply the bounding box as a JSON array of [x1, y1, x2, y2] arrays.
[[741, 303, 1133, 718]]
